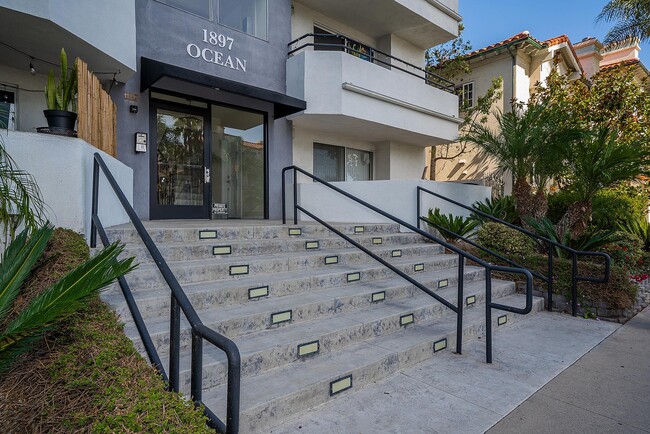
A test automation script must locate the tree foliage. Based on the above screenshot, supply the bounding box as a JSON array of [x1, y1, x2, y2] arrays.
[[597, 0, 650, 45]]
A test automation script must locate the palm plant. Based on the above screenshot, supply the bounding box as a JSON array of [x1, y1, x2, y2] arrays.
[[0, 131, 46, 245], [597, 0, 650, 45], [524, 216, 622, 258], [556, 127, 650, 238], [471, 196, 519, 224], [618, 217, 650, 250], [459, 102, 574, 220], [424, 208, 479, 243], [0, 224, 135, 373]]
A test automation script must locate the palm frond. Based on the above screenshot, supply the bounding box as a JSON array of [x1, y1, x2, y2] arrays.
[[0, 225, 53, 322], [0, 242, 136, 366]]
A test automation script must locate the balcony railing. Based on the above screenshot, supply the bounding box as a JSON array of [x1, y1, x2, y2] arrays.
[[288, 33, 455, 93]]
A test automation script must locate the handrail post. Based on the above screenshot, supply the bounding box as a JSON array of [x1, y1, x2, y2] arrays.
[[191, 331, 203, 403], [485, 269, 493, 364], [292, 168, 298, 224], [90, 157, 99, 248], [226, 349, 242, 434], [282, 168, 287, 224], [416, 187, 421, 230], [456, 255, 464, 355], [169, 294, 181, 392], [572, 254, 578, 317], [547, 245, 553, 312]]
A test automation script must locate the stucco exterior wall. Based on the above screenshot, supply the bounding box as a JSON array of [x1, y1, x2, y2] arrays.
[[0, 65, 48, 133]]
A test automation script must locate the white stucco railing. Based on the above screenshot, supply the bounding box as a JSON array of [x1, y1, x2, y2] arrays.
[[295, 179, 491, 228], [3, 131, 133, 242]]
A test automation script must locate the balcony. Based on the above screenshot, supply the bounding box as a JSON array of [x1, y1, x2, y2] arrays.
[[0, 2, 136, 81], [286, 35, 461, 146], [292, 0, 460, 49]]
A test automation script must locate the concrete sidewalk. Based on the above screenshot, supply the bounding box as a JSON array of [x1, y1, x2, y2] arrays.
[[270, 311, 621, 433], [489, 306, 650, 434]]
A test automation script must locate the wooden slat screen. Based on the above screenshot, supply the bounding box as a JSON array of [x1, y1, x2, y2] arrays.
[[76, 58, 117, 157]]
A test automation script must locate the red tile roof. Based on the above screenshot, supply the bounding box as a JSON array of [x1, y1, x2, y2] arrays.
[[465, 32, 544, 58], [545, 35, 570, 47], [600, 58, 641, 70]]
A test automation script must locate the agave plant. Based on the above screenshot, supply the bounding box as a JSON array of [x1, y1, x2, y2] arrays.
[[618, 217, 650, 251], [0, 224, 135, 373], [471, 196, 520, 224], [524, 216, 621, 258], [423, 208, 480, 243], [45, 48, 78, 111]]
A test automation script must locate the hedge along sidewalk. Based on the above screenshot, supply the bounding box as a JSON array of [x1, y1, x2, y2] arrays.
[[0, 228, 212, 433]]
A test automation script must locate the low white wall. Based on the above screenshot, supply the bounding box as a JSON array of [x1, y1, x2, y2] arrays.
[[295, 179, 491, 228], [4, 131, 133, 242]]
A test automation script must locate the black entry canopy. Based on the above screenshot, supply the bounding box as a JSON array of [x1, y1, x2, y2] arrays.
[[140, 57, 306, 118]]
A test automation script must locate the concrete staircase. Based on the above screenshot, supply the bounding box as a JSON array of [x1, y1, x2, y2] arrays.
[[102, 221, 543, 433]]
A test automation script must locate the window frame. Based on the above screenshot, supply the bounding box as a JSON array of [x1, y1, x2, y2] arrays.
[[154, 0, 213, 21], [458, 81, 475, 109], [313, 142, 374, 182], [217, 0, 269, 41]]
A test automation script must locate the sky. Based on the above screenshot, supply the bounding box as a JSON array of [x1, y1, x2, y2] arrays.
[[458, 0, 649, 65]]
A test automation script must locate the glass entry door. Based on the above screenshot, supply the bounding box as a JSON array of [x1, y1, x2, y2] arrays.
[[151, 103, 210, 219], [211, 105, 265, 219]]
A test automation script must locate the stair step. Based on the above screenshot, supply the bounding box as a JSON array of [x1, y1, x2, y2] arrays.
[[106, 222, 402, 244], [118, 232, 431, 262], [201, 294, 544, 434], [122, 264, 489, 353], [167, 278, 517, 394]]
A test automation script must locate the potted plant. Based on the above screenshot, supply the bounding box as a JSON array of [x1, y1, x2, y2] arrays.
[[43, 48, 78, 132]]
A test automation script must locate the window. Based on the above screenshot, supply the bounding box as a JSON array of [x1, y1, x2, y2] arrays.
[[458, 82, 474, 109], [313, 26, 373, 62], [219, 0, 268, 40], [313, 143, 373, 182], [156, 0, 212, 19]]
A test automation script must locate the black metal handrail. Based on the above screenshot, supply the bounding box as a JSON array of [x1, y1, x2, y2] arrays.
[[416, 186, 611, 317], [288, 33, 455, 93], [282, 166, 534, 364], [90, 153, 240, 434]]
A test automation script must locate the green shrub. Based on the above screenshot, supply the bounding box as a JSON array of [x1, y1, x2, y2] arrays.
[[599, 231, 644, 271], [476, 222, 537, 257], [548, 187, 647, 229], [424, 208, 479, 243], [618, 218, 650, 251], [471, 195, 520, 224]]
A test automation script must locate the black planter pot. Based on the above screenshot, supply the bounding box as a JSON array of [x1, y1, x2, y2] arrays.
[[44, 109, 77, 131]]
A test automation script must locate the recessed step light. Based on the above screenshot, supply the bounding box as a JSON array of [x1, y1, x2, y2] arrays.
[[288, 228, 302, 236], [212, 245, 232, 255], [414, 263, 424, 272], [354, 226, 365, 233], [371, 291, 386, 303], [324, 255, 339, 265], [498, 315, 508, 326], [305, 241, 319, 250], [330, 375, 353, 396], [372, 237, 382, 245], [433, 338, 447, 353], [466, 295, 476, 306], [347, 272, 360, 282], [199, 230, 217, 239], [271, 310, 292, 325], [400, 313, 414, 326], [248, 286, 269, 300], [229, 265, 249, 275], [391, 249, 402, 257], [438, 279, 448, 288], [297, 340, 320, 357]]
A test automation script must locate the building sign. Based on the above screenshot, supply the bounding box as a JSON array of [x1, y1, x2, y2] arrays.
[[186, 29, 247, 72]]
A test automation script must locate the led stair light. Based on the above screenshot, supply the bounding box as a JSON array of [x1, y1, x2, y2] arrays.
[[371, 291, 386, 302], [330, 375, 353, 395], [288, 228, 302, 236], [433, 338, 448, 353], [212, 245, 232, 255], [305, 241, 319, 250], [372, 237, 383, 245], [498, 315, 508, 326], [297, 340, 320, 357], [414, 263, 424, 272], [391, 249, 402, 257], [400, 313, 415, 326], [347, 272, 361, 282], [354, 226, 365, 233], [248, 286, 269, 300], [324, 255, 339, 265], [229, 265, 249, 275], [271, 310, 292, 325], [199, 230, 217, 239], [438, 279, 449, 288], [466, 295, 476, 306]]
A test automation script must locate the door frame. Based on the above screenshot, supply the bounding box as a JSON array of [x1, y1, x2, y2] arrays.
[[149, 99, 212, 220]]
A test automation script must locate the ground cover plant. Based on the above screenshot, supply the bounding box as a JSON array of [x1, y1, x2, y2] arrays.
[[0, 228, 212, 433]]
